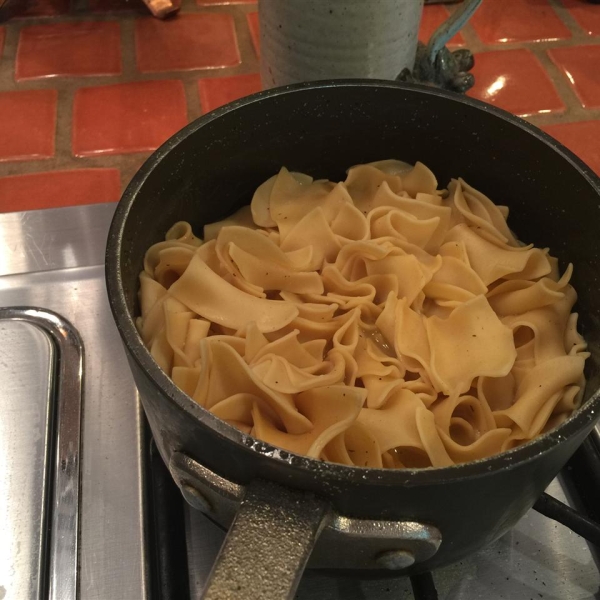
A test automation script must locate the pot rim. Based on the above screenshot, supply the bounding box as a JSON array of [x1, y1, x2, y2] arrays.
[[105, 79, 600, 486]]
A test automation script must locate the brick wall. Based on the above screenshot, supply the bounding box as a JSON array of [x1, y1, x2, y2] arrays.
[[0, 0, 598, 212]]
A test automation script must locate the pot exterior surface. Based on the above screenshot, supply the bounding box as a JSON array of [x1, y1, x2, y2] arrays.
[[129, 353, 593, 572], [107, 82, 600, 571]]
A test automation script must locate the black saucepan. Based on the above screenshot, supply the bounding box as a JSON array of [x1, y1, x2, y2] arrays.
[[106, 80, 600, 600]]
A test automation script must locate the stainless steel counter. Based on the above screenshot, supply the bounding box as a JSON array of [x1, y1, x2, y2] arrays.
[[1, 203, 599, 600], [1, 204, 148, 600], [0, 320, 53, 600]]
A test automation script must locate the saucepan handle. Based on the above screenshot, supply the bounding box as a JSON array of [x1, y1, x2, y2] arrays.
[[201, 479, 330, 600]]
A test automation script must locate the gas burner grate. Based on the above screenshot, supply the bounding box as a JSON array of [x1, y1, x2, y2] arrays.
[[533, 491, 600, 548], [410, 572, 438, 600]]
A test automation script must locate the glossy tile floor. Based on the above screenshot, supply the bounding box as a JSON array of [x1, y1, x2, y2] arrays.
[[0, 0, 598, 212]]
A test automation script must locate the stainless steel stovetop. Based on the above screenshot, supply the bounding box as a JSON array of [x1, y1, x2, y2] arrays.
[[1, 203, 599, 600]]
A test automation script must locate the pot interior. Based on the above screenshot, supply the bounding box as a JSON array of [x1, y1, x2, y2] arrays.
[[113, 80, 600, 453]]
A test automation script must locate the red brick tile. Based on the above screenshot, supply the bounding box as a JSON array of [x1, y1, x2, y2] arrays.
[[88, 0, 147, 11], [18, 0, 70, 17], [198, 73, 261, 113], [543, 121, 600, 175], [72, 79, 188, 157], [468, 49, 564, 117], [0, 169, 121, 213], [135, 13, 240, 73], [88, 0, 180, 11], [16, 21, 121, 81], [548, 45, 600, 109], [560, 0, 600, 36], [0, 90, 57, 162], [247, 12, 259, 58], [471, 0, 571, 44], [419, 5, 465, 47], [197, 0, 255, 4]]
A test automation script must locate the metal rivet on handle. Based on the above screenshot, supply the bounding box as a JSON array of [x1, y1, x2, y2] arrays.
[[181, 482, 212, 514], [376, 549, 416, 570]]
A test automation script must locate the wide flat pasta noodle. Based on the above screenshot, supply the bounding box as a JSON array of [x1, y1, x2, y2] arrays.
[[144, 240, 194, 277], [323, 421, 383, 468], [169, 251, 298, 333], [137, 159, 587, 470], [344, 164, 404, 213], [166, 221, 203, 246], [487, 276, 567, 316], [446, 224, 551, 286], [385, 296, 433, 380], [194, 337, 312, 434], [369, 205, 442, 251], [252, 385, 366, 458], [372, 182, 450, 253], [204, 205, 257, 241], [357, 389, 429, 453], [270, 168, 341, 239], [448, 179, 517, 246], [426, 295, 517, 396], [424, 255, 487, 306], [279, 207, 342, 268], [431, 393, 496, 441], [402, 162, 439, 197], [251, 348, 346, 394], [494, 355, 585, 434]]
